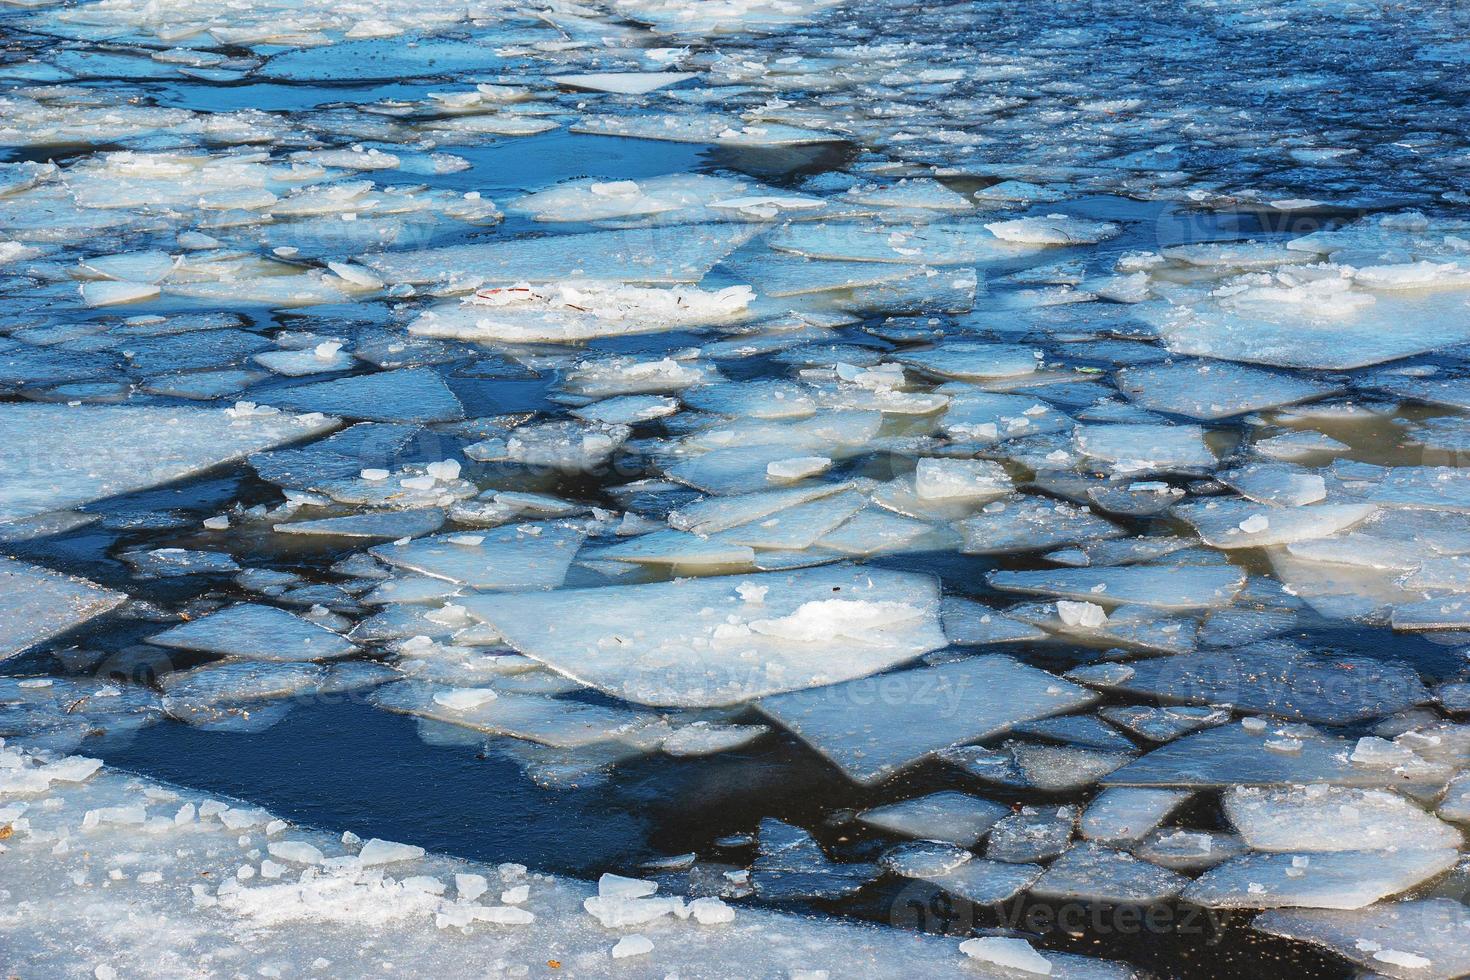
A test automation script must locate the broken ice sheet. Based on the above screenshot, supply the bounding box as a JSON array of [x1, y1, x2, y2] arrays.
[[857, 791, 1009, 846], [148, 603, 357, 662], [460, 566, 945, 707], [0, 556, 125, 663], [756, 654, 1097, 784], [0, 403, 338, 524]]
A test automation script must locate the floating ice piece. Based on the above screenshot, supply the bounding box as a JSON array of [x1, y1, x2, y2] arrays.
[[1080, 789, 1192, 843], [461, 566, 944, 707], [1256, 899, 1470, 980], [149, 603, 356, 662], [1074, 423, 1214, 474], [770, 221, 1038, 265], [0, 557, 125, 663], [1177, 499, 1375, 548], [274, 509, 445, 540], [1104, 724, 1431, 789], [1135, 828, 1246, 871], [1086, 643, 1426, 724], [358, 225, 756, 287], [592, 531, 756, 569], [957, 498, 1124, 555], [756, 655, 1097, 784], [911, 458, 1012, 503], [262, 368, 463, 424], [1100, 705, 1230, 743], [959, 937, 1053, 975], [1219, 463, 1329, 507], [371, 524, 586, 591], [987, 565, 1245, 611], [159, 661, 325, 713], [661, 720, 768, 756], [751, 817, 876, 901], [80, 280, 160, 307], [510, 174, 752, 223], [1253, 430, 1350, 460], [984, 215, 1120, 245], [466, 420, 630, 472], [941, 741, 1134, 791], [939, 390, 1071, 442], [1144, 276, 1470, 370], [1030, 843, 1189, 904], [371, 682, 655, 750], [898, 343, 1039, 380], [880, 840, 973, 878], [409, 282, 752, 344], [549, 72, 696, 95], [857, 792, 1009, 846], [0, 404, 337, 524], [986, 805, 1077, 863], [1224, 785, 1460, 852], [1116, 360, 1336, 420], [923, 860, 1043, 905], [941, 597, 1049, 645], [1182, 847, 1457, 910], [574, 114, 841, 147]]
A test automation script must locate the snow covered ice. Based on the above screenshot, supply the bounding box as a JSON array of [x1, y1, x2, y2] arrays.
[[1, 0, 1469, 976]]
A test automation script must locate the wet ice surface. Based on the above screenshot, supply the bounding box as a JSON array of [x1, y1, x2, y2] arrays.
[[3, 1, 1470, 978]]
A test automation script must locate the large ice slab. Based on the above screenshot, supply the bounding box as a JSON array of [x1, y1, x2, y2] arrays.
[[0, 404, 337, 524], [460, 566, 945, 707], [0, 557, 125, 663], [756, 655, 1098, 784]]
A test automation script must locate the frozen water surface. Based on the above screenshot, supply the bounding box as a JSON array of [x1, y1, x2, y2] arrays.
[[3, 0, 1470, 975]]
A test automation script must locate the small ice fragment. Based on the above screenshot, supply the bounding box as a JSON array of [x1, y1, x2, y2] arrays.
[[1056, 601, 1108, 629], [356, 838, 424, 866], [1238, 514, 1270, 534], [767, 457, 831, 480], [598, 873, 658, 900], [612, 934, 654, 959], [959, 936, 1053, 975]]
